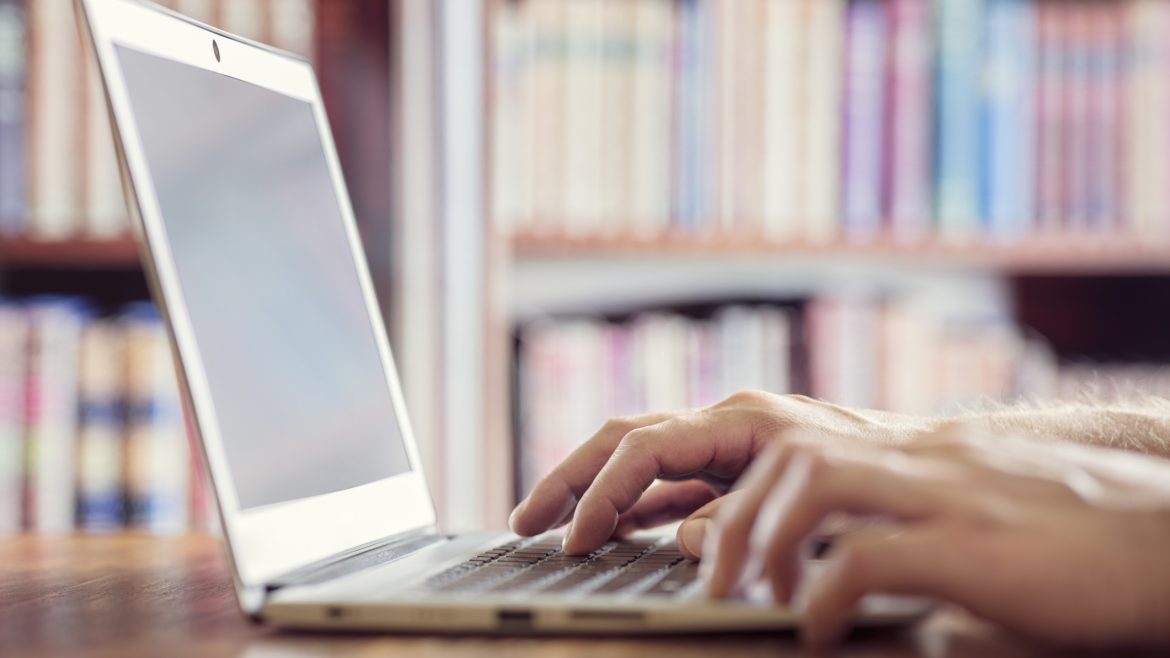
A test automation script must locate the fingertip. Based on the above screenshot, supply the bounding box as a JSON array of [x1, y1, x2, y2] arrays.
[[507, 501, 526, 535], [677, 518, 708, 561]]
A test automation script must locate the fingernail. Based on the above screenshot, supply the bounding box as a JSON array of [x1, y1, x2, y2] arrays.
[[678, 519, 709, 559]]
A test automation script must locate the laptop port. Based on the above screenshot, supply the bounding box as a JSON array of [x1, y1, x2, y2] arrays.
[[497, 609, 533, 630]]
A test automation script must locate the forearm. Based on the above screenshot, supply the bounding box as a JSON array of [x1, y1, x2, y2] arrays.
[[945, 399, 1170, 458]]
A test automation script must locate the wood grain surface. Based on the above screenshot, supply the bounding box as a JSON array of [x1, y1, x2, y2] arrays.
[[0, 535, 1155, 658]]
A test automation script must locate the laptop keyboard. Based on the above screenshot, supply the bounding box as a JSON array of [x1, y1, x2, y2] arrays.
[[413, 537, 702, 598]]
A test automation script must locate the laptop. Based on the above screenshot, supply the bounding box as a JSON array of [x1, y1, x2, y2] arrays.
[[79, 0, 929, 634]]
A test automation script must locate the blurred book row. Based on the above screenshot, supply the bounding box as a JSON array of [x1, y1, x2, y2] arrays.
[[513, 298, 1141, 493], [0, 299, 215, 535], [0, 0, 315, 239], [492, 0, 1170, 243]]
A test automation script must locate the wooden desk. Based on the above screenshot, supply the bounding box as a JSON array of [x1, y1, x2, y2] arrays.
[[0, 535, 1144, 658]]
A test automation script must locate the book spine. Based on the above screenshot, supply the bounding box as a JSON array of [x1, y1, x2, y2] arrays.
[[629, 0, 673, 236], [0, 306, 26, 533], [842, 0, 888, 241], [934, 0, 983, 240], [1035, 2, 1063, 234], [561, 0, 604, 236], [528, 0, 566, 235], [174, 0, 218, 24], [672, 0, 699, 232], [982, 0, 1035, 240], [76, 322, 125, 531], [1085, 3, 1120, 232], [24, 300, 85, 533], [732, 0, 766, 235], [1062, 3, 1090, 233], [83, 47, 129, 238], [220, 0, 266, 41], [713, 0, 736, 232], [760, 0, 803, 241], [1123, 0, 1170, 241], [491, 1, 530, 235], [598, 1, 634, 235], [269, 0, 315, 61], [27, 0, 83, 238], [0, 0, 26, 232], [801, 0, 844, 242], [123, 312, 188, 534], [885, 0, 933, 241]]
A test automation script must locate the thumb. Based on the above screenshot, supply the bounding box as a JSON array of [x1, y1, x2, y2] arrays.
[[677, 491, 742, 560]]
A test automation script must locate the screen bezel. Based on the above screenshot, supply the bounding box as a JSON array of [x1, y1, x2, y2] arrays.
[[81, 0, 437, 587]]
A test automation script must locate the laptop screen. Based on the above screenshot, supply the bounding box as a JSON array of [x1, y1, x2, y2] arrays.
[[114, 44, 412, 511]]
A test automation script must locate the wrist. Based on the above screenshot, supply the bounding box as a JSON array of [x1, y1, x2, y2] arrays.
[[780, 394, 939, 446]]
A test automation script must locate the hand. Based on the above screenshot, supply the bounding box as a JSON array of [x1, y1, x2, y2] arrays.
[[704, 425, 1170, 648], [508, 391, 930, 556]]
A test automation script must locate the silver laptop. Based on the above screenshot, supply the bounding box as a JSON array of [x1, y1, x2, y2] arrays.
[[79, 0, 927, 633]]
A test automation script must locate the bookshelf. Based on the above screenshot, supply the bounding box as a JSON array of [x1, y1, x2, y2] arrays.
[[0, 0, 404, 536], [511, 234, 1170, 275], [0, 236, 140, 268], [8, 0, 1170, 537], [484, 0, 1170, 505]]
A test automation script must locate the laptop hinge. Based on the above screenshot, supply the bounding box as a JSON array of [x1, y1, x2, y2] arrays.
[[264, 526, 447, 593]]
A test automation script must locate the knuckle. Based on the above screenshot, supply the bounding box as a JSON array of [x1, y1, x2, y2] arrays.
[[618, 426, 654, 450], [601, 417, 636, 436], [722, 389, 769, 407]]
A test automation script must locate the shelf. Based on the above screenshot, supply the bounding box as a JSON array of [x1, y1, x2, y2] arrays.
[[510, 232, 1170, 275], [0, 236, 142, 269]]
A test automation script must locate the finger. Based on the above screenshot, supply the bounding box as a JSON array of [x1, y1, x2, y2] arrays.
[[707, 441, 956, 600], [563, 410, 765, 554], [702, 436, 815, 598], [750, 448, 959, 604], [611, 480, 719, 538], [676, 490, 742, 560], [797, 525, 956, 650], [509, 411, 680, 536]]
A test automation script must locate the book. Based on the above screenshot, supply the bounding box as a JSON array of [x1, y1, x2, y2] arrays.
[[628, 0, 673, 235], [760, 0, 804, 241], [1034, 1, 1064, 233], [76, 321, 126, 531], [672, 0, 708, 232], [270, 0, 316, 60], [982, 0, 1036, 240], [800, 0, 845, 242], [842, 0, 888, 241], [884, 0, 933, 241], [598, 0, 635, 234], [122, 304, 188, 534], [1123, 0, 1170, 241], [934, 0, 984, 240], [1084, 2, 1121, 232], [82, 47, 129, 237], [528, 0, 567, 234], [1062, 3, 1090, 232], [0, 304, 26, 532], [561, 0, 605, 235], [0, 0, 26, 233], [24, 299, 86, 532], [26, 0, 83, 238], [490, 0, 1170, 245], [514, 297, 1061, 495], [491, 1, 531, 234]]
